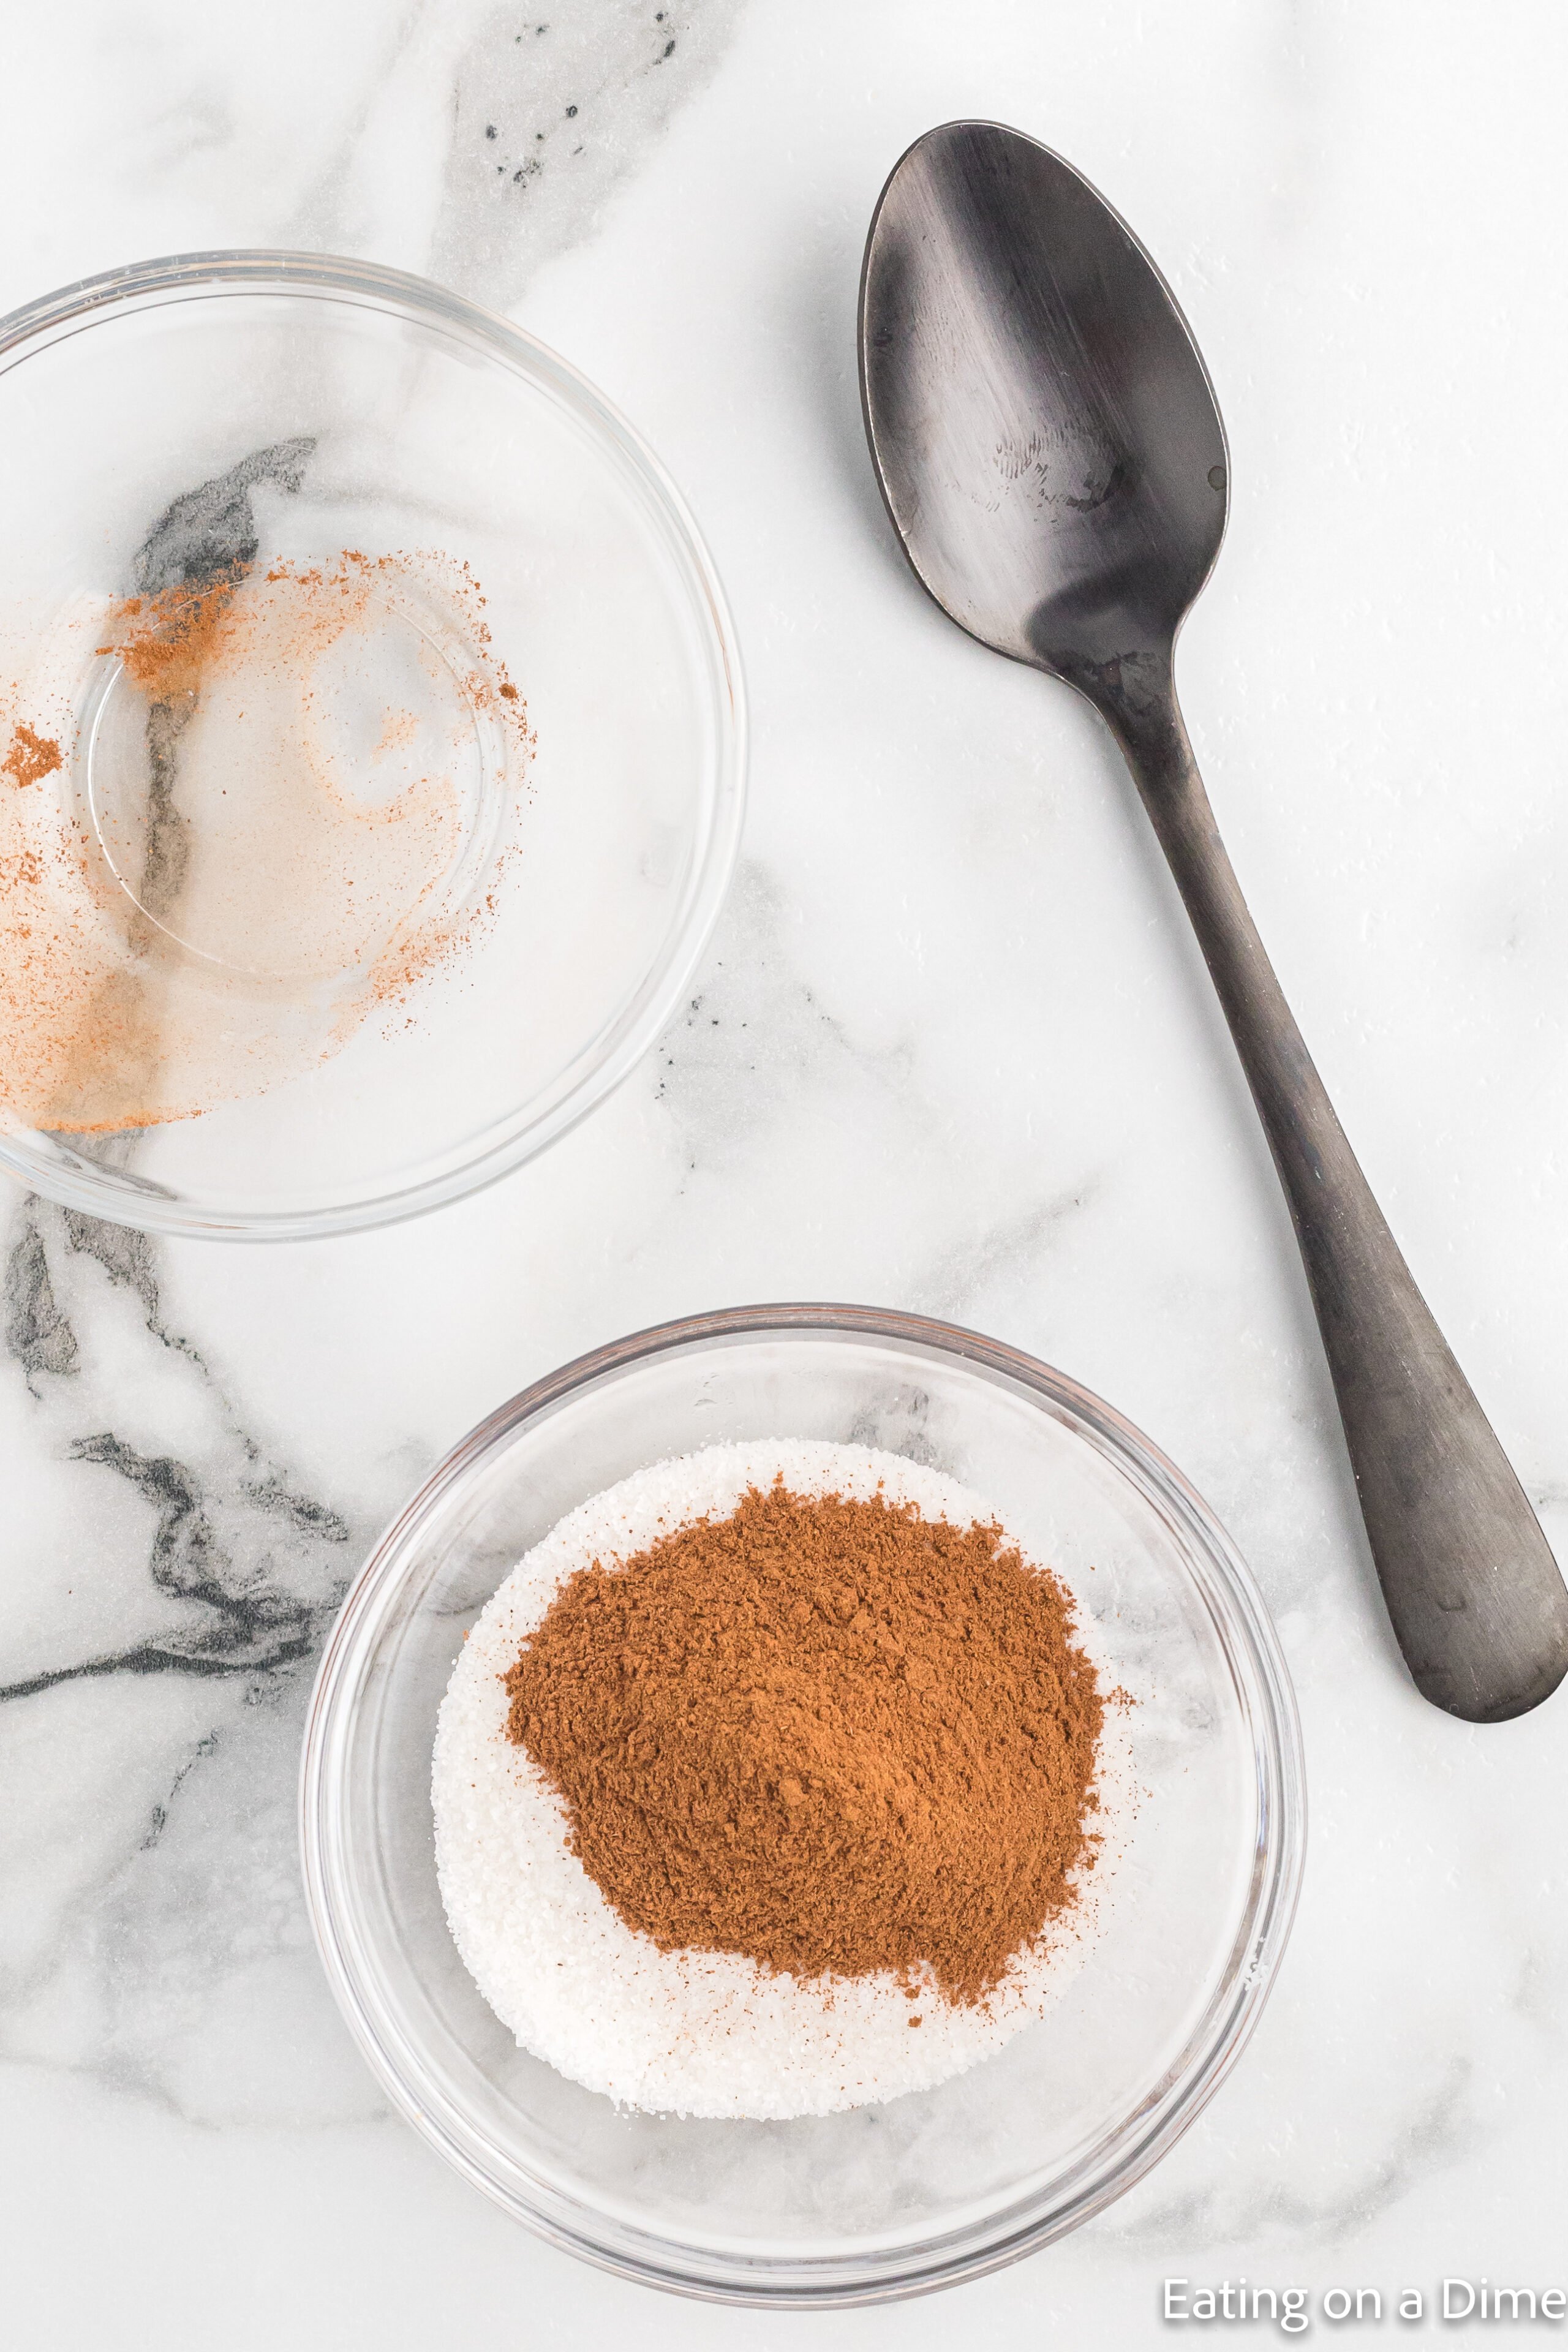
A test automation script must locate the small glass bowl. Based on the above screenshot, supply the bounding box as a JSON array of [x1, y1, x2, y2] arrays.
[[300, 1305, 1304, 2306], [0, 252, 743, 1238]]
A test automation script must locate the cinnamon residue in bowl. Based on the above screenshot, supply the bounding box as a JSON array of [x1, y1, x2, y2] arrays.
[[0, 537, 531, 1136], [503, 1480, 1104, 2005]]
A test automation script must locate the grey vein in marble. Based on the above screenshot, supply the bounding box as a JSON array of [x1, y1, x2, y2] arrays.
[[1, 1204, 353, 1702], [918, 1180, 1102, 1326], [285, 0, 746, 314], [650, 858, 925, 1167], [429, 2, 745, 309], [0, 1199, 384, 2127], [131, 439, 315, 602], [1106, 2055, 1476, 2255], [132, 439, 316, 930]]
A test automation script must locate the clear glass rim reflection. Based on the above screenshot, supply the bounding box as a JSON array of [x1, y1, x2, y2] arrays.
[[300, 1303, 1306, 2308], [0, 249, 746, 1242]]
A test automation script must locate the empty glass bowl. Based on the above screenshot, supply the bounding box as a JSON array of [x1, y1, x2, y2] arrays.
[[300, 1305, 1304, 2305], [0, 252, 743, 1237]]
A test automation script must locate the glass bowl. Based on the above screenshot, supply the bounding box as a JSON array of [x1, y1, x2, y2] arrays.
[[300, 1305, 1305, 2307], [0, 252, 744, 1238]]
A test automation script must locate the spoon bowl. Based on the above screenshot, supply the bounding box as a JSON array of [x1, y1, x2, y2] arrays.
[[861, 126, 1226, 677]]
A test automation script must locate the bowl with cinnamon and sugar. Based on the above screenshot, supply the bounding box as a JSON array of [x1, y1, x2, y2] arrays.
[[301, 1304, 1304, 2306], [0, 252, 742, 1237]]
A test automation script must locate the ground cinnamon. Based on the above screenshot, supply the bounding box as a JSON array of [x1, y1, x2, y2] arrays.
[[2, 725, 62, 788], [503, 1480, 1104, 2005]]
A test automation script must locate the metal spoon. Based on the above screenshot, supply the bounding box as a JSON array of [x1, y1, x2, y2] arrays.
[[859, 119, 1568, 1722]]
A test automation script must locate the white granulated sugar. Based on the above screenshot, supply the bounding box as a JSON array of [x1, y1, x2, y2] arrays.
[[432, 1439, 1128, 2121]]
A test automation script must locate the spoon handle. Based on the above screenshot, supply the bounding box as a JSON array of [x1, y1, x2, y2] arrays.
[[1101, 660, 1568, 1721]]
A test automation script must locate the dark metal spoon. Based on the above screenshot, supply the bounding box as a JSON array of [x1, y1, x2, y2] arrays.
[[859, 119, 1568, 1722]]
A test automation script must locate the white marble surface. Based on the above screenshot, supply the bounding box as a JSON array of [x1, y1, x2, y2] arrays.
[[4, 2, 1567, 2342]]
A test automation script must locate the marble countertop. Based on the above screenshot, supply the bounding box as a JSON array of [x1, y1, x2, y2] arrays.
[[4, 3, 1566, 2344]]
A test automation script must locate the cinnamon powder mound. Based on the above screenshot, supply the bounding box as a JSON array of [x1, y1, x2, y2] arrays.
[[503, 1481, 1103, 2006]]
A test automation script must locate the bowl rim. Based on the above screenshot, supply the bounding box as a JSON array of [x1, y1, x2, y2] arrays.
[[0, 248, 747, 1242], [299, 1302, 1306, 2308]]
